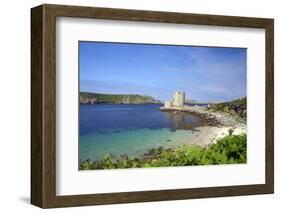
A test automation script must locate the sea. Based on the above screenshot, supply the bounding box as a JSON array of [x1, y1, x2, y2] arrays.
[[79, 104, 203, 161]]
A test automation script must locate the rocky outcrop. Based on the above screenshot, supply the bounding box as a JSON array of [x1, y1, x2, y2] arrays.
[[160, 100, 247, 128], [206, 97, 247, 119]]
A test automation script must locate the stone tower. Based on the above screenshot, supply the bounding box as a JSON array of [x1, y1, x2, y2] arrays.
[[172, 91, 185, 107]]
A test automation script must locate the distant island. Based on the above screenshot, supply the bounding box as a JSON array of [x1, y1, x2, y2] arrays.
[[80, 92, 162, 104]]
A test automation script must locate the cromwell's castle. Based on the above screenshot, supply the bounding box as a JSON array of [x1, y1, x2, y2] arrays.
[[164, 91, 186, 108]]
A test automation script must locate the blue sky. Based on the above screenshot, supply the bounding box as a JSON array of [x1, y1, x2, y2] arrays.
[[79, 41, 246, 102]]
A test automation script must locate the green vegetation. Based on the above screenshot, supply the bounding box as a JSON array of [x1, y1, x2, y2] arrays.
[[207, 97, 247, 120], [80, 92, 161, 104], [80, 133, 247, 170]]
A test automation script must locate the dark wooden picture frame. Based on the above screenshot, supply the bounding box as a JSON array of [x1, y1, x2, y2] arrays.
[[31, 4, 274, 208]]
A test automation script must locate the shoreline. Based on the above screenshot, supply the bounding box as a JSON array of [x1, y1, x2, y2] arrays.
[[160, 105, 246, 127], [80, 104, 247, 168], [159, 105, 247, 146]]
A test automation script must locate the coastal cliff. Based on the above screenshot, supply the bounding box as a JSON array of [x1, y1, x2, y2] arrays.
[[80, 92, 161, 104]]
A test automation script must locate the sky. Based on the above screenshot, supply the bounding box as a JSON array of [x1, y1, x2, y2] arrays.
[[79, 41, 246, 102]]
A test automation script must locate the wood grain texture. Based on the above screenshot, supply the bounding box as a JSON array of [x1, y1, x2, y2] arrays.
[[265, 20, 274, 193], [31, 4, 274, 208], [31, 5, 43, 207]]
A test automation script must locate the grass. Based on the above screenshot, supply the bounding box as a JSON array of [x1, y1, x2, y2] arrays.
[[80, 133, 247, 170]]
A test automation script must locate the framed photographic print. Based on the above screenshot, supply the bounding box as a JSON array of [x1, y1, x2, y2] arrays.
[[31, 4, 274, 208]]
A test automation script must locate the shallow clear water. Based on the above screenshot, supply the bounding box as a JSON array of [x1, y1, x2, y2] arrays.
[[79, 104, 202, 161]]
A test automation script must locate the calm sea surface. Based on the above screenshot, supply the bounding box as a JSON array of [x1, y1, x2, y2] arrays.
[[79, 104, 202, 161]]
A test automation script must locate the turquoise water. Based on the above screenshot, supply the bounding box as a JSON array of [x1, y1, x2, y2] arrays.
[[80, 128, 196, 161], [79, 104, 202, 161]]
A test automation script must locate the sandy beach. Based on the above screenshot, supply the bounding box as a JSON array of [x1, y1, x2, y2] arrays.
[[160, 105, 247, 147], [188, 126, 247, 147]]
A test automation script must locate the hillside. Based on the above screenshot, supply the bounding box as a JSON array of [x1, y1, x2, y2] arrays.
[[206, 97, 247, 119], [80, 92, 161, 104]]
